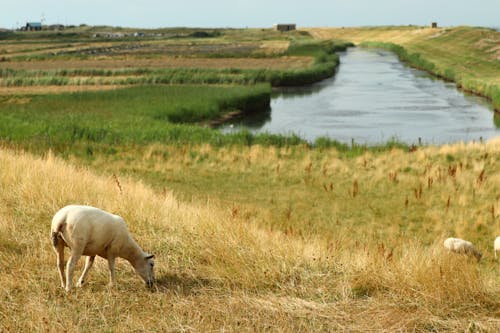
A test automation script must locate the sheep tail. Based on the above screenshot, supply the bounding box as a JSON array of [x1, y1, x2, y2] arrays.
[[51, 215, 67, 247], [51, 232, 59, 247]]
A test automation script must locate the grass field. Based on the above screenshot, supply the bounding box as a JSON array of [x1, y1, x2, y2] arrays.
[[0, 25, 499, 331], [0, 140, 499, 331]]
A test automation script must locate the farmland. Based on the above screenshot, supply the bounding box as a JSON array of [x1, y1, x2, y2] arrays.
[[0, 26, 499, 331], [0, 27, 347, 91]]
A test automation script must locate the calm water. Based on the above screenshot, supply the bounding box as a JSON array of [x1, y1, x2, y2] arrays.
[[222, 48, 499, 145]]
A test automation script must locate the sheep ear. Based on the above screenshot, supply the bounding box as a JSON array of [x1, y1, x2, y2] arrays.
[[145, 254, 154, 260]]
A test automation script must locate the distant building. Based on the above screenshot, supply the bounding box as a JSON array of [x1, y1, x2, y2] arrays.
[[25, 22, 42, 31], [274, 23, 296, 32], [431, 22, 438, 28]]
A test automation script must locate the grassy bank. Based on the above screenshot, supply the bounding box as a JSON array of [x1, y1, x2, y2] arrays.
[[0, 142, 498, 331], [307, 26, 500, 110]]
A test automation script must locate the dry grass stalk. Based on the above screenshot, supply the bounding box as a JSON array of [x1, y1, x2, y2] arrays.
[[352, 180, 359, 198]]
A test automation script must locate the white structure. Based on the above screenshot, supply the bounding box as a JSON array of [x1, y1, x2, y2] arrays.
[[51, 205, 155, 291]]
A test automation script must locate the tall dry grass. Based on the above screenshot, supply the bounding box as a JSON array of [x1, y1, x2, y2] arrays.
[[0, 145, 499, 331]]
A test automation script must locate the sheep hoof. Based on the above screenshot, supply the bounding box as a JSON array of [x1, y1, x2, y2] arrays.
[[76, 280, 84, 287]]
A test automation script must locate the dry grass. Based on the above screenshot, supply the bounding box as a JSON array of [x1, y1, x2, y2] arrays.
[[305, 26, 439, 45], [0, 56, 312, 71], [0, 85, 125, 95], [1, 141, 499, 331]]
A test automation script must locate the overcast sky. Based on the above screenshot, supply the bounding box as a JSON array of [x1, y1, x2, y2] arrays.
[[1, 0, 499, 29]]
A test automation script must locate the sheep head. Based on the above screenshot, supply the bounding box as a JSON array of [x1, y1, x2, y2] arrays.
[[134, 253, 155, 288]]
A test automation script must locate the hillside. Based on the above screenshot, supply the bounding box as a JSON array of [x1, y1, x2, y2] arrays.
[[1, 141, 499, 331]]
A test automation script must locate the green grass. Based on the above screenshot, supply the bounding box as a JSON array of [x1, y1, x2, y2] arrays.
[[360, 41, 437, 74], [0, 85, 273, 149]]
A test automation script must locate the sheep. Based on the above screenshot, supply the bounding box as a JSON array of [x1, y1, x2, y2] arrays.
[[51, 205, 155, 292], [494, 236, 500, 259], [443, 237, 482, 262]]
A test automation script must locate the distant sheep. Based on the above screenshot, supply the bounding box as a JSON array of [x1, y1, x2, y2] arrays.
[[443, 237, 482, 262], [51, 205, 155, 292], [494, 236, 500, 259]]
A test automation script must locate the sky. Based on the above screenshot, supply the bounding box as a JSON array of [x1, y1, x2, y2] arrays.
[[1, 0, 499, 30]]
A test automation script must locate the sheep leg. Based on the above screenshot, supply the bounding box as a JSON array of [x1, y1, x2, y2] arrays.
[[65, 252, 82, 292], [77, 255, 95, 287], [54, 242, 66, 289], [107, 257, 116, 287]]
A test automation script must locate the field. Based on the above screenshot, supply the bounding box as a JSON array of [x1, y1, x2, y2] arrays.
[[0, 27, 348, 92], [0, 26, 499, 331]]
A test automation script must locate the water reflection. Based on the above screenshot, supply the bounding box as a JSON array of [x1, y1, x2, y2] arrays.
[[494, 113, 500, 128], [234, 106, 272, 129], [222, 48, 498, 145]]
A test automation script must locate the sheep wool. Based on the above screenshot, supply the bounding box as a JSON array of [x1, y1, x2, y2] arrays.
[[443, 237, 482, 262]]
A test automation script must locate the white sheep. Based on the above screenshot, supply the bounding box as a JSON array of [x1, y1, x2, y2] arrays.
[[443, 237, 482, 262], [494, 236, 500, 259], [51, 205, 155, 291]]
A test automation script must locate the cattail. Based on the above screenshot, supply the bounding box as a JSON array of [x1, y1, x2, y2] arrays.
[[448, 165, 457, 178], [386, 249, 393, 261], [388, 172, 398, 183], [113, 173, 123, 195], [231, 206, 239, 218], [352, 180, 359, 198], [446, 196, 451, 211], [414, 184, 422, 200], [427, 177, 433, 189], [405, 196, 409, 208], [477, 169, 485, 185]]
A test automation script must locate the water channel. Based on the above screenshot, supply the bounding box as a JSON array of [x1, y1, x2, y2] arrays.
[[222, 47, 499, 145]]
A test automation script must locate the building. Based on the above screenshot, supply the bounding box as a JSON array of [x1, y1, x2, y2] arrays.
[[25, 22, 42, 31], [431, 22, 438, 28], [274, 24, 296, 32]]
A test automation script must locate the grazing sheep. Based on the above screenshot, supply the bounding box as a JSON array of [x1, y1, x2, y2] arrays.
[[443, 237, 482, 262], [494, 236, 500, 259], [51, 205, 155, 291]]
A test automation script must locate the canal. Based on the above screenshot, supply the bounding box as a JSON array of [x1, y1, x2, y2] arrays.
[[222, 47, 499, 145]]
